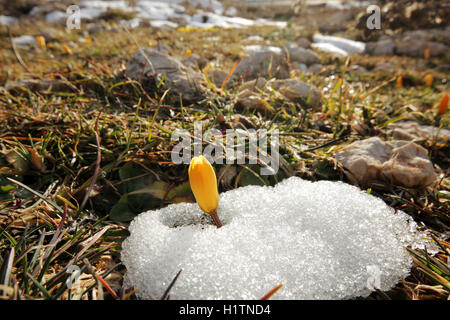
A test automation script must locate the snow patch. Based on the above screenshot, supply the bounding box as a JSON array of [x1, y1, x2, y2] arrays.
[[122, 176, 428, 300]]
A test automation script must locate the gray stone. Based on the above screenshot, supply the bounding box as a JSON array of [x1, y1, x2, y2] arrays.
[[307, 64, 326, 74], [287, 46, 320, 66], [317, 11, 354, 33], [293, 62, 308, 71], [125, 49, 205, 102], [228, 50, 290, 86], [387, 121, 450, 144], [270, 79, 322, 108], [296, 38, 311, 49], [183, 53, 208, 70], [207, 68, 227, 88], [236, 90, 272, 113], [395, 40, 449, 58], [365, 39, 395, 56]]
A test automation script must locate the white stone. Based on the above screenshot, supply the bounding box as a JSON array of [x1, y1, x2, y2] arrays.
[[270, 79, 322, 108], [388, 121, 450, 143], [0, 15, 19, 26], [125, 49, 205, 101], [311, 42, 348, 58], [313, 34, 366, 55], [335, 137, 437, 188], [12, 35, 37, 47]]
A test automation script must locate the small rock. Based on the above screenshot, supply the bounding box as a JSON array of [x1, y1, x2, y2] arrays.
[[0, 15, 19, 26], [125, 49, 205, 102], [296, 38, 311, 49], [270, 79, 322, 108], [12, 35, 37, 47], [307, 64, 326, 74], [243, 35, 264, 42], [87, 23, 103, 34], [349, 65, 367, 74], [387, 121, 450, 143], [365, 38, 395, 56], [207, 68, 227, 88], [293, 62, 308, 72], [45, 11, 67, 23], [313, 34, 366, 55], [317, 11, 354, 33], [153, 43, 171, 54], [39, 27, 64, 42], [436, 64, 450, 73], [236, 90, 272, 114], [335, 137, 436, 189], [228, 50, 290, 86], [312, 42, 348, 58], [183, 53, 208, 70], [287, 46, 320, 66], [395, 40, 448, 58], [239, 77, 267, 91], [243, 45, 282, 54]]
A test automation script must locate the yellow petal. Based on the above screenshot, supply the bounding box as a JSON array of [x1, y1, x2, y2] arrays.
[[425, 74, 433, 87], [424, 48, 430, 60], [62, 44, 72, 55], [188, 155, 219, 214], [186, 49, 192, 57], [438, 93, 448, 115], [396, 76, 403, 89]]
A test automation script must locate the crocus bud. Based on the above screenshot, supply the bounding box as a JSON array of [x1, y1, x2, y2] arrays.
[[36, 36, 46, 48], [424, 48, 430, 60], [438, 93, 448, 115], [425, 74, 433, 87], [62, 44, 72, 55], [188, 155, 222, 228], [396, 76, 403, 89]]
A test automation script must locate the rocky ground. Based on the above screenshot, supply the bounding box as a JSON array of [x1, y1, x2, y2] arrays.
[[0, 0, 448, 300]]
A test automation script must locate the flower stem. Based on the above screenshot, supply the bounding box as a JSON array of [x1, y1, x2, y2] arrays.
[[209, 210, 222, 228]]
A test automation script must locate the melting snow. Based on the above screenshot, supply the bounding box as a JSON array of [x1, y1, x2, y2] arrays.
[[29, 0, 281, 30], [122, 177, 428, 300]]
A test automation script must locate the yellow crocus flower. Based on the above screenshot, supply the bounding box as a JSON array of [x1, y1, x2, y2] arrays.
[[396, 76, 403, 89], [425, 74, 433, 87], [438, 93, 448, 115], [36, 36, 46, 48], [424, 48, 430, 60], [188, 155, 222, 228]]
